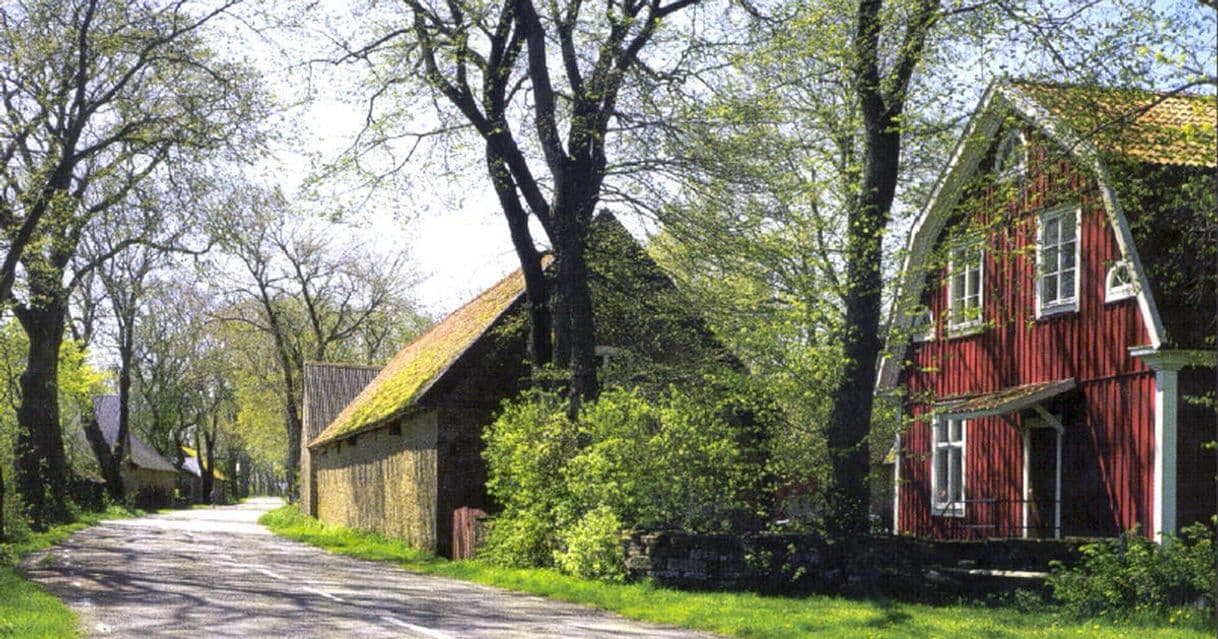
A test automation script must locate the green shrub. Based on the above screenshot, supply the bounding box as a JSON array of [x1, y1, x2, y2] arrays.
[[1047, 523, 1215, 617], [482, 386, 766, 577], [553, 506, 627, 582]]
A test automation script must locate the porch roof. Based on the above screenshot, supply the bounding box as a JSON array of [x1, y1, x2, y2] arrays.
[[936, 378, 1076, 420]]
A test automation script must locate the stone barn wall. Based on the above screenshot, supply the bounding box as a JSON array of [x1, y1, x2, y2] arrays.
[[313, 411, 439, 552]]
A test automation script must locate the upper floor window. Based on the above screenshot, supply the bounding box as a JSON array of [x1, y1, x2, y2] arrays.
[[947, 241, 984, 333], [932, 416, 966, 517], [1105, 261, 1136, 303], [1037, 205, 1080, 316], [995, 130, 1027, 179]]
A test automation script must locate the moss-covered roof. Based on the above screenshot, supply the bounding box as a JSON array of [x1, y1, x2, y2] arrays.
[[309, 266, 532, 447], [1014, 82, 1216, 167]]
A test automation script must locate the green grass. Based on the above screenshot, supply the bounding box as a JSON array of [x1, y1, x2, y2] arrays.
[[0, 505, 141, 638], [260, 504, 1213, 638]]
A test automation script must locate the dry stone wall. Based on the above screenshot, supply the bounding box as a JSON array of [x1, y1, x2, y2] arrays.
[[624, 531, 1089, 597]]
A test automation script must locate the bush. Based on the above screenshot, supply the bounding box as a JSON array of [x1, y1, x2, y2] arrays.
[[552, 506, 627, 582], [482, 386, 766, 577], [1047, 523, 1215, 617]]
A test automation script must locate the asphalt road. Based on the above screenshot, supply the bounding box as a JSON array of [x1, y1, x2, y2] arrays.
[[23, 497, 719, 638]]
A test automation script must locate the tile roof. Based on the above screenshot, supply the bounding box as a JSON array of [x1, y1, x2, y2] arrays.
[[302, 362, 381, 444], [309, 264, 535, 447], [1014, 82, 1216, 167], [86, 395, 178, 474]]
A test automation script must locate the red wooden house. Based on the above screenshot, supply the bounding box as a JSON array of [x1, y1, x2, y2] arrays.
[[879, 82, 1216, 541]]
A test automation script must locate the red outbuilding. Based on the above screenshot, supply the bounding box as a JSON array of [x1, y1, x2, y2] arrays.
[[879, 82, 1216, 540]]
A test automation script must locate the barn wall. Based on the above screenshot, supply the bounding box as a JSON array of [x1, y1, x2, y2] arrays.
[[121, 466, 177, 508], [314, 411, 438, 552], [898, 130, 1156, 538]]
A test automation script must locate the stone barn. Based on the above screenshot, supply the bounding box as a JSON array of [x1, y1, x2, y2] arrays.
[[308, 213, 738, 557], [300, 361, 381, 516]]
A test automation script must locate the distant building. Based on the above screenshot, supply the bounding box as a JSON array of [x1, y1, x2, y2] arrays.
[[180, 445, 230, 504], [72, 395, 178, 508], [300, 362, 381, 516]]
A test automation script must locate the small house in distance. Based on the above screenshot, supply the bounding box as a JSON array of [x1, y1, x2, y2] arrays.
[[72, 395, 178, 508], [180, 445, 230, 504], [300, 361, 381, 516], [880, 82, 1216, 540], [307, 213, 737, 558]]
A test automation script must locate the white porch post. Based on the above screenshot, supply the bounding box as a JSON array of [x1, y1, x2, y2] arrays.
[[892, 434, 901, 535], [1152, 366, 1179, 539], [1054, 429, 1063, 539]]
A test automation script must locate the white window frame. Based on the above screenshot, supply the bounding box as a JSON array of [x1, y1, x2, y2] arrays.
[[1104, 260, 1137, 303], [1036, 204, 1081, 317], [931, 416, 966, 517], [910, 307, 935, 343], [946, 240, 984, 334], [995, 129, 1027, 179]]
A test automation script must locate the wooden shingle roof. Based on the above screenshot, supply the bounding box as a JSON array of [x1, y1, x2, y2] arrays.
[[1013, 82, 1216, 167], [302, 362, 381, 445], [309, 265, 533, 447]]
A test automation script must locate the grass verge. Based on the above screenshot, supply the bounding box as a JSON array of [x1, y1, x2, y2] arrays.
[[0, 505, 141, 638], [260, 504, 1213, 638]]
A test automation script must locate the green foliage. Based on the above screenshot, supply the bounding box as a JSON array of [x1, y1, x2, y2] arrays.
[[552, 506, 627, 583], [482, 386, 765, 577], [1047, 523, 1216, 618]]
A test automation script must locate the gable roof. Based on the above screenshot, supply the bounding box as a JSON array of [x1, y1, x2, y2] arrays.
[[878, 81, 1216, 391], [302, 362, 381, 445], [1012, 82, 1215, 168], [83, 395, 178, 474], [310, 265, 533, 447]]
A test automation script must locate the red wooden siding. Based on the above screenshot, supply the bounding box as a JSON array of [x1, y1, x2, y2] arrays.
[[898, 131, 1157, 538]]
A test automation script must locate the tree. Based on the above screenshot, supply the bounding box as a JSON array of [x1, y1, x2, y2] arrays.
[[331, 0, 728, 413], [81, 201, 203, 503], [0, 0, 267, 526], [214, 192, 421, 493]]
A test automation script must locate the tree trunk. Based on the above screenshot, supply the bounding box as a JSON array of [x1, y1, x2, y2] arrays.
[[553, 221, 599, 416], [0, 464, 6, 542], [824, 113, 902, 535], [14, 294, 70, 528], [111, 336, 135, 503], [83, 416, 123, 503]]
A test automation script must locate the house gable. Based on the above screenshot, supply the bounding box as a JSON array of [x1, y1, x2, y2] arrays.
[[881, 82, 1216, 391]]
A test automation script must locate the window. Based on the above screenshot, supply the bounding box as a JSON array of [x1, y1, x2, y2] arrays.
[[1105, 261, 1136, 302], [995, 130, 1027, 178], [947, 241, 984, 333], [910, 307, 934, 343], [1037, 205, 1080, 316], [932, 417, 966, 517]]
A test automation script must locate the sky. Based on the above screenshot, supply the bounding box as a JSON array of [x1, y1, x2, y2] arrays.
[[243, 15, 530, 319]]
